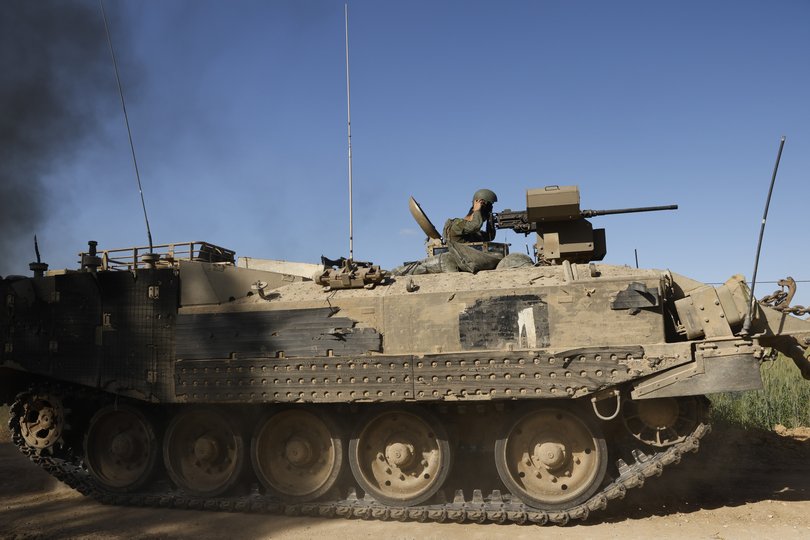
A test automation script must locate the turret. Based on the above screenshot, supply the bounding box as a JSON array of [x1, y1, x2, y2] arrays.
[[494, 185, 677, 264]]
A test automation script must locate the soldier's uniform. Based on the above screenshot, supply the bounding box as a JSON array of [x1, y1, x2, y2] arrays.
[[442, 188, 498, 243], [443, 212, 492, 242]]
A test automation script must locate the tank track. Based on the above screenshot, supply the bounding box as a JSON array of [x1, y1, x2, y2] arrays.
[[8, 387, 711, 525]]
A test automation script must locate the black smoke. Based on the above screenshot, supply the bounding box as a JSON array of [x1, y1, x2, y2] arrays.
[[0, 1, 131, 276]]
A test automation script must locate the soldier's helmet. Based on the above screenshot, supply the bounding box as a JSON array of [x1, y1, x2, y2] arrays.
[[472, 188, 498, 204]]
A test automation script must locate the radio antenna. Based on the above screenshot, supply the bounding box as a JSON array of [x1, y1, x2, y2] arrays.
[[345, 3, 354, 261], [741, 136, 786, 335], [100, 0, 154, 255]]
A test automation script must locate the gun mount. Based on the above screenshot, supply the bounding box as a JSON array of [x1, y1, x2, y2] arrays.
[[495, 185, 678, 264]]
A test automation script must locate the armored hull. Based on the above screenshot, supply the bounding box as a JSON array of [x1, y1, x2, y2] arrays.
[[2, 240, 808, 523]]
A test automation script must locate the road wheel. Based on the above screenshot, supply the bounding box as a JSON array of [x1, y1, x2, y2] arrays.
[[349, 407, 451, 506], [251, 408, 344, 502], [163, 407, 245, 497], [84, 404, 158, 492], [495, 407, 607, 509]]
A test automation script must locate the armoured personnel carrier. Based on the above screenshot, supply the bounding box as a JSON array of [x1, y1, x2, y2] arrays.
[[2, 186, 809, 524]]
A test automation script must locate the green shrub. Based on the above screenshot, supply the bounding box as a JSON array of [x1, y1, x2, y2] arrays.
[[710, 354, 810, 429]]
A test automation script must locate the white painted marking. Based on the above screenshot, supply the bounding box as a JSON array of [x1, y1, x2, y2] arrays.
[[518, 307, 537, 348]]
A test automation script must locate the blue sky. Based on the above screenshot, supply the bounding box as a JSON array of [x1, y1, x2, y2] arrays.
[[12, 0, 810, 306]]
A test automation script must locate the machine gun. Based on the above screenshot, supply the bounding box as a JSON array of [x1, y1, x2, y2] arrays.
[[494, 185, 678, 263]]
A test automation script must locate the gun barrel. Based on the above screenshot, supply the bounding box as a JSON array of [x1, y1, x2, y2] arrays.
[[581, 204, 678, 218], [494, 204, 678, 233]]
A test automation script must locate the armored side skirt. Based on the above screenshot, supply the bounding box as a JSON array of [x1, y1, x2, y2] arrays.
[[173, 345, 713, 404]]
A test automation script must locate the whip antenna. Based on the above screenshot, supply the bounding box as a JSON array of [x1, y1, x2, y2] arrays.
[[100, 0, 154, 255], [741, 136, 786, 335], [345, 3, 354, 261]]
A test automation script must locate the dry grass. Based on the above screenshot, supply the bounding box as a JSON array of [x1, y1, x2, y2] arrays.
[[710, 354, 810, 429]]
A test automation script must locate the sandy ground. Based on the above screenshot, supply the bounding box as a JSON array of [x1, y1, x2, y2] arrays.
[[1, 406, 808, 540]]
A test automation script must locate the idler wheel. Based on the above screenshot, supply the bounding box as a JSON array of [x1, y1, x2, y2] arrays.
[[349, 407, 451, 506], [163, 407, 245, 497], [251, 409, 344, 502], [495, 407, 607, 509], [84, 405, 158, 492], [621, 396, 704, 447]]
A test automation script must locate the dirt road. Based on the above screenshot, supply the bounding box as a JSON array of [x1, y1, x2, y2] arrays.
[[1, 415, 808, 540]]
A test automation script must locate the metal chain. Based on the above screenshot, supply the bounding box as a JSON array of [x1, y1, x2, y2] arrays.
[[759, 277, 810, 316]]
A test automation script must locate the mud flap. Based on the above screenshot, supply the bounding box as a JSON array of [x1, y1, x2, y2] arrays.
[[631, 353, 762, 399]]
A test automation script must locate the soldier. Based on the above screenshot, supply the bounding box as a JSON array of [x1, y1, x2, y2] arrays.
[[443, 188, 498, 243]]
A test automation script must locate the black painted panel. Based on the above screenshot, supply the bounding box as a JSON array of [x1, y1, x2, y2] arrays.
[[176, 308, 381, 360], [459, 294, 549, 350]]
